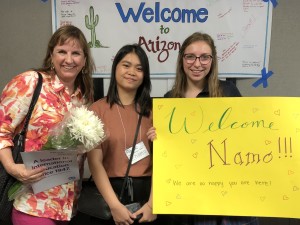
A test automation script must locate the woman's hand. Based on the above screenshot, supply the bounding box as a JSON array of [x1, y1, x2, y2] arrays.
[[7, 163, 46, 184], [0, 147, 46, 184], [111, 203, 135, 225], [146, 127, 157, 142], [133, 201, 157, 223]]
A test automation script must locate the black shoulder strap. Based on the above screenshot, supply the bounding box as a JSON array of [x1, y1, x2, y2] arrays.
[[13, 72, 43, 163], [119, 113, 143, 201], [19, 72, 43, 136]]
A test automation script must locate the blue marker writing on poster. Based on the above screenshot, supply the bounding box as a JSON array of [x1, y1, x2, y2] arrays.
[[115, 2, 208, 23], [252, 67, 274, 88]]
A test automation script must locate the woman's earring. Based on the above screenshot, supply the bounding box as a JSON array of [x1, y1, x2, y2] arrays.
[[82, 67, 86, 75], [51, 63, 55, 71]]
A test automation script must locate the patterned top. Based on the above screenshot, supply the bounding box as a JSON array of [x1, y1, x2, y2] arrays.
[[0, 70, 85, 221]]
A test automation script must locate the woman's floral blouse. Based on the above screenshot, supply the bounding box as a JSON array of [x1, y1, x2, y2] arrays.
[[0, 71, 85, 221]]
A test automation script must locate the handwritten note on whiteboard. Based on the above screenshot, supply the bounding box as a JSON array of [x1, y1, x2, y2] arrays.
[[153, 97, 300, 218]]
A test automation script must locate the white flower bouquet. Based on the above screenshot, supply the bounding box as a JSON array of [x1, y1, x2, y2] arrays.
[[8, 106, 105, 200], [43, 105, 105, 152]]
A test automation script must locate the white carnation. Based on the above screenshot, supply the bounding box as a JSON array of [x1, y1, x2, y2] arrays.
[[66, 106, 105, 152]]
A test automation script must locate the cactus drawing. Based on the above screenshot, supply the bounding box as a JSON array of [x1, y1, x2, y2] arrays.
[[85, 6, 107, 48]]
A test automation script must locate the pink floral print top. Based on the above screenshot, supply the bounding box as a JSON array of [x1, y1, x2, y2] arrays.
[[0, 71, 85, 221]]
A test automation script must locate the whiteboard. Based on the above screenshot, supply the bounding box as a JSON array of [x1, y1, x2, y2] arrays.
[[52, 0, 273, 78]]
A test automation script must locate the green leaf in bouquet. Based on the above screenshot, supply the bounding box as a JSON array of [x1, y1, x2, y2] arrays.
[[8, 181, 23, 201], [43, 128, 78, 150]]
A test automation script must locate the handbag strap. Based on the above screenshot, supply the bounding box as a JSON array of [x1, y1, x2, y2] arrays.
[[12, 72, 42, 163], [19, 72, 43, 136], [119, 113, 143, 201]]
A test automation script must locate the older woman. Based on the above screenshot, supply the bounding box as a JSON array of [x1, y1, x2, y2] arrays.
[[0, 25, 94, 225]]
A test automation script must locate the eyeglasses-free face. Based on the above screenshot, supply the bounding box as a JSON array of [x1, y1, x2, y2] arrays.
[[183, 54, 213, 65]]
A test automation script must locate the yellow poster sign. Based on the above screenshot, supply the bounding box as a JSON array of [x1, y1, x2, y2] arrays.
[[153, 97, 300, 218]]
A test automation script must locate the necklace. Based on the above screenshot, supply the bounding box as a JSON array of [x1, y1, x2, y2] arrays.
[[116, 104, 141, 150]]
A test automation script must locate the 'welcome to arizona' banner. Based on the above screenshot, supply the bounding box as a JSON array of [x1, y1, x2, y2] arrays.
[[52, 0, 272, 78]]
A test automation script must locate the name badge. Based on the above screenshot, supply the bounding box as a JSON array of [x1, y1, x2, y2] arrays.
[[125, 141, 149, 164]]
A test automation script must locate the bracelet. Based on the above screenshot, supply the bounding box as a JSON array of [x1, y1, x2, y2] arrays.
[[146, 202, 152, 210]]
